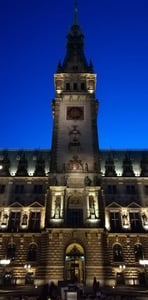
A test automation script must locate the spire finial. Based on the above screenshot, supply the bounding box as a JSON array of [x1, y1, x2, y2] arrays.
[[74, 1, 78, 24]]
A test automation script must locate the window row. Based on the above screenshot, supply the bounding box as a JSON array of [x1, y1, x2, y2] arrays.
[[0, 211, 41, 231], [6, 242, 38, 262], [0, 184, 44, 194], [65, 82, 86, 91], [109, 211, 148, 232], [106, 185, 136, 195], [105, 184, 148, 195], [113, 243, 144, 262], [5, 241, 145, 263]]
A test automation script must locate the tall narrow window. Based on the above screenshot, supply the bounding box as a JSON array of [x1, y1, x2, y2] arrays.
[[107, 185, 117, 194], [110, 212, 121, 231], [0, 185, 5, 193], [27, 243, 38, 261], [29, 212, 41, 231], [7, 243, 16, 261], [134, 244, 144, 262], [15, 184, 24, 193], [33, 185, 43, 194], [129, 212, 142, 231], [73, 83, 77, 90], [81, 82, 85, 90], [66, 83, 70, 90], [8, 211, 21, 232], [113, 244, 123, 262], [126, 185, 136, 194]]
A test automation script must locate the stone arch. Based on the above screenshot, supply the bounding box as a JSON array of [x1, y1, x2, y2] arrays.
[[64, 242, 85, 284]]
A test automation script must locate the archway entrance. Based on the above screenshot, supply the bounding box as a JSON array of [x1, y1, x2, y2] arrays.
[[65, 243, 85, 284]]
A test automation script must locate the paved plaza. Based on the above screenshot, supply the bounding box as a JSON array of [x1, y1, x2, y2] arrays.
[[0, 285, 148, 300]]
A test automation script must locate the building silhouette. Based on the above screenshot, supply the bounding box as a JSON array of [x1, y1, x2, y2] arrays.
[[0, 8, 148, 288]]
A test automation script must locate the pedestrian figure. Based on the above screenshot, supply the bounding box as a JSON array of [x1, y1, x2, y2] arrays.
[[93, 277, 97, 296], [49, 281, 59, 300]]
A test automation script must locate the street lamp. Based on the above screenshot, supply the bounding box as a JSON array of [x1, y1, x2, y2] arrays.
[[0, 259, 11, 286], [119, 264, 126, 270], [24, 264, 31, 269]]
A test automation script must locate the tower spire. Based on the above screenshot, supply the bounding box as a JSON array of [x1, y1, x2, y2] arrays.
[[74, 1, 78, 25]]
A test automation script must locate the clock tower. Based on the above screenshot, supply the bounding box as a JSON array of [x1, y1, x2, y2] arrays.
[[47, 8, 104, 284], [51, 13, 100, 179]]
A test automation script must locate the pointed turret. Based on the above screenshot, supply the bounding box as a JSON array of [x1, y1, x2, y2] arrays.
[[58, 4, 93, 73]]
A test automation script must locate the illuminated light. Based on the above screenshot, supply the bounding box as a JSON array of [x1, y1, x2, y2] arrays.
[[116, 172, 121, 176], [50, 218, 63, 224], [21, 224, 27, 228], [0, 165, 3, 170], [88, 218, 99, 224], [123, 225, 129, 229], [139, 260, 148, 265], [119, 264, 126, 269], [0, 259, 11, 265], [88, 89, 94, 94], [56, 89, 62, 94], [1, 224, 7, 228], [24, 264, 31, 269]]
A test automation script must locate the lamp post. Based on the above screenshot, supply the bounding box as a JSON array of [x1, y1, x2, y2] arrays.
[[24, 264, 33, 285], [118, 264, 126, 285], [0, 259, 11, 286]]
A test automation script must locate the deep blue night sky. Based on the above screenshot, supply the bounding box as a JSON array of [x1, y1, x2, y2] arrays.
[[0, 0, 148, 150]]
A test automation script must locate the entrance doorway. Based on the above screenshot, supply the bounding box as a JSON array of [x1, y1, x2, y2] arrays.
[[116, 272, 125, 285], [65, 243, 85, 284]]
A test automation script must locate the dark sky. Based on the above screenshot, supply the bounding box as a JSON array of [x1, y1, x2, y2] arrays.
[[0, 0, 148, 150]]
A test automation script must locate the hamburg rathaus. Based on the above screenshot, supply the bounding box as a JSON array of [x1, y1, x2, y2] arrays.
[[0, 5, 148, 291]]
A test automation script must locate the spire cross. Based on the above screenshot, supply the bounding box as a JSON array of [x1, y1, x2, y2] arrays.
[[74, 1, 78, 24]]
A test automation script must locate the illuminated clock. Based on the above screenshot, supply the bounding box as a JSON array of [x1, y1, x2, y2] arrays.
[[67, 107, 84, 120]]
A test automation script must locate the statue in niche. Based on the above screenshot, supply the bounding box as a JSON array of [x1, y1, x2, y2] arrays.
[[122, 214, 129, 226], [2, 213, 8, 225], [142, 213, 148, 225], [69, 126, 80, 146], [84, 176, 91, 186], [22, 214, 28, 226], [89, 196, 96, 217], [54, 196, 61, 218]]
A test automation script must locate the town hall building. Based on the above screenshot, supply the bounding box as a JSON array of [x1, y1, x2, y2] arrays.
[[0, 8, 148, 288]]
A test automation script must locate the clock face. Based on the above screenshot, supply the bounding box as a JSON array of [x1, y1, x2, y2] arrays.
[[67, 106, 84, 120]]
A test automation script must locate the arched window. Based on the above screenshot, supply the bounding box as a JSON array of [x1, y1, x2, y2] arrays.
[[113, 243, 123, 262], [134, 244, 144, 262], [27, 243, 38, 261], [7, 243, 16, 261]]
